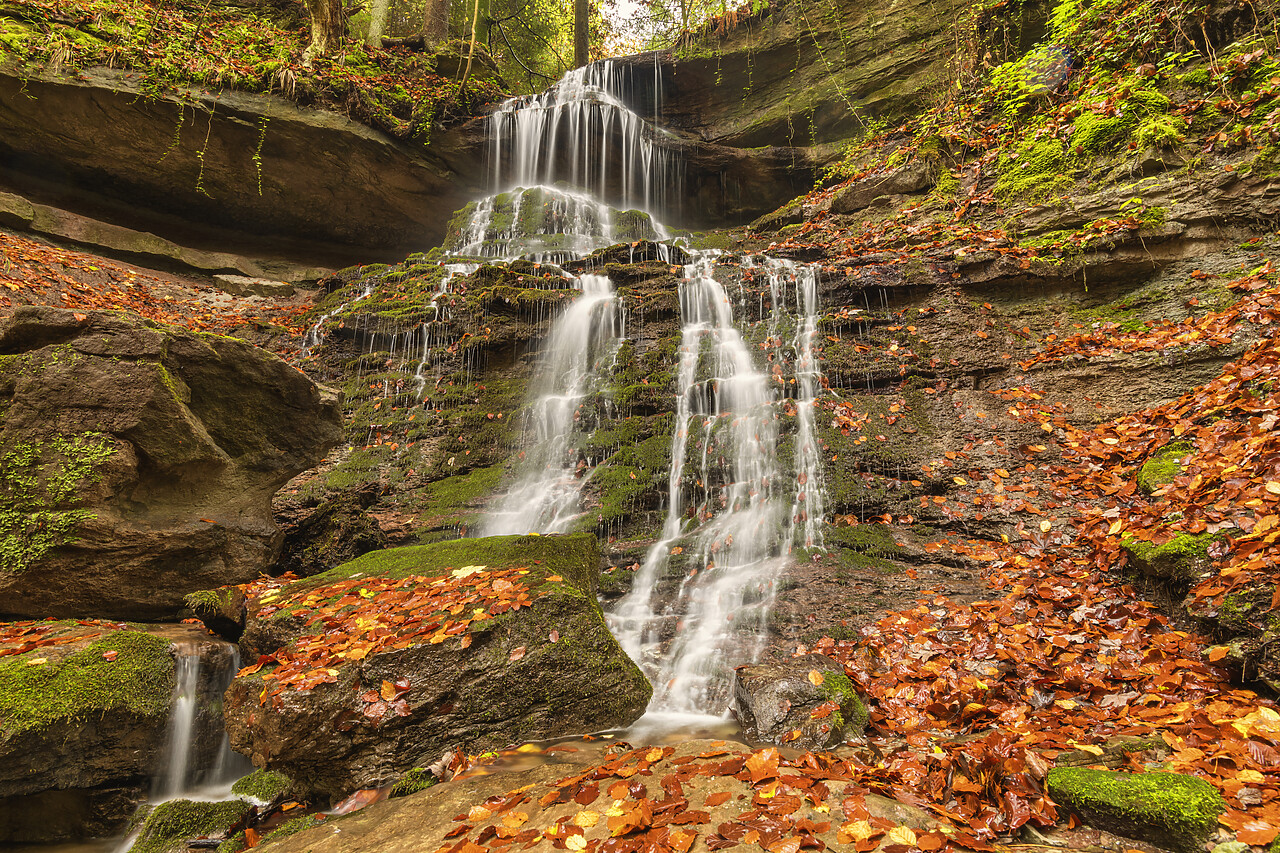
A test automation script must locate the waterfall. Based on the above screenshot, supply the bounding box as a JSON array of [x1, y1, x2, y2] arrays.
[[482, 273, 624, 535], [608, 253, 827, 716], [487, 60, 683, 220], [151, 642, 250, 802]]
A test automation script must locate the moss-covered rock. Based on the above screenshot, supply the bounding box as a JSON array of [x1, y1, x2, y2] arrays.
[[1121, 531, 1219, 584], [224, 533, 651, 802], [230, 769, 296, 804], [1045, 767, 1225, 853], [126, 798, 253, 853]]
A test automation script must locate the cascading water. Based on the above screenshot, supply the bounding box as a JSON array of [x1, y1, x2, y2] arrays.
[[482, 273, 624, 535], [151, 642, 250, 802], [607, 252, 826, 715], [488, 60, 682, 218]]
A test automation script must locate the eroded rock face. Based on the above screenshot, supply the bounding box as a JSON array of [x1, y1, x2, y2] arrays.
[[219, 534, 652, 803], [0, 306, 343, 620], [732, 654, 867, 750]]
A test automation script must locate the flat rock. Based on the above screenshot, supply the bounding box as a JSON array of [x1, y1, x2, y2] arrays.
[[0, 306, 343, 619]]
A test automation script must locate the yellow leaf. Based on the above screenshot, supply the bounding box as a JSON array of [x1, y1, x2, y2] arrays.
[[24, 657, 46, 666], [1238, 768, 1266, 784], [565, 835, 586, 851], [1266, 481, 1280, 496], [808, 670, 825, 686], [1108, 520, 1124, 535], [885, 826, 918, 846], [953, 476, 967, 485], [1039, 520, 1052, 532], [573, 811, 599, 828]]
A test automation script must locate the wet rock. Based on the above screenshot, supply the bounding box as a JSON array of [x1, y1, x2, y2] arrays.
[[0, 306, 343, 620], [1045, 767, 1225, 853], [1120, 531, 1220, 584], [0, 624, 227, 842], [255, 738, 945, 853], [221, 534, 651, 802], [274, 486, 390, 579], [830, 162, 935, 215], [732, 653, 868, 749]]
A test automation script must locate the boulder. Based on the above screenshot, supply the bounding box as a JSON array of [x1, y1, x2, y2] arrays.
[[1045, 767, 1225, 853], [830, 161, 935, 215], [0, 622, 227, 842], [220, 534, 652, 802], [732, 653, 868, 750], [0, 306, 343, 620]]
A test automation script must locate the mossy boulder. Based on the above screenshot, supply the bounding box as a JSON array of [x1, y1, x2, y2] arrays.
[[126, 798, 253, 853], [222, 533, 651, 802], [0, 623, 228, 842], [0, 306, 343, 620], [1045, 767, 1225, 853], [230, 768, 296, 804], [731, 654, 868, 750], [1121, 531, 1219, 584]]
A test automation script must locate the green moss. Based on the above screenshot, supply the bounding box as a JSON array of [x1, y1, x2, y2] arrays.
[[817, 668, 869, 734], [1045, 768, 1224, 853], [995, 134, 1071, 203], [0, 629, 173, 736], [183, 587, 238, 613], [389, 767, 437, 798], [0, 432, 116, 575], [1136, 441, 1193, 494], [127, 799, 251, 853], [1135, 114, 1185, 150], [230, 769, 294, 803], [1121, 531, 1218, 583]]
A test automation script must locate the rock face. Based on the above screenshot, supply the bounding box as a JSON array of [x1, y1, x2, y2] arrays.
[[0, 66, 487, 264], [732, 654, 868, 750], [219, 534, 652, 802], [0, 306, 343, 620], [0, 623, 224, 842]]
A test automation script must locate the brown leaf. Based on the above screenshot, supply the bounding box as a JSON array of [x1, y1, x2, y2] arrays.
[[509, 646, 526, 661]]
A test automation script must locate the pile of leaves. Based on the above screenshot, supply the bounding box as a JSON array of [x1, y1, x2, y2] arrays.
[[240, 564, 557, 708], [0, 0, 503, 140], [0, 231, 311, 344], [0, 618, 126, 657]]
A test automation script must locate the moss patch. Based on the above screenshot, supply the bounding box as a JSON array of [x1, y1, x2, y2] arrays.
[[1045, 767, 1224, 853], [0, 628, 173, 736], [0, 432, 116, 576], [1136, 441, 1193, 494], [389, 767, 437, 798], [230, 769, 294, 804]]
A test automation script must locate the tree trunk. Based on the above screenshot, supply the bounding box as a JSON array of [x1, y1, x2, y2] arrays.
[[573, 0, 588, 67], [365, 0, 390, 46], [422, 0, 450, 43], [302, 0, 346, 60]]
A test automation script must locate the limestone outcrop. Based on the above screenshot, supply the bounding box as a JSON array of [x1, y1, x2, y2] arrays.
[[0, 306, 343, 620]]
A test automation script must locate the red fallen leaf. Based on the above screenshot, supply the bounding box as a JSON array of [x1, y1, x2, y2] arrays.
[[546, 575, 563, 582], [460, 634, 473, 649], [243, 827, 259, 849], [509, 646, 526, 661], [102, 650, 118, 661], [549, 629, 560, 643], [72, 312, 87, 322], [705, 791, 732, 807], [361, 690, 379, 703], [746, 748, 781, 783], [330, 787, 388, 815]]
